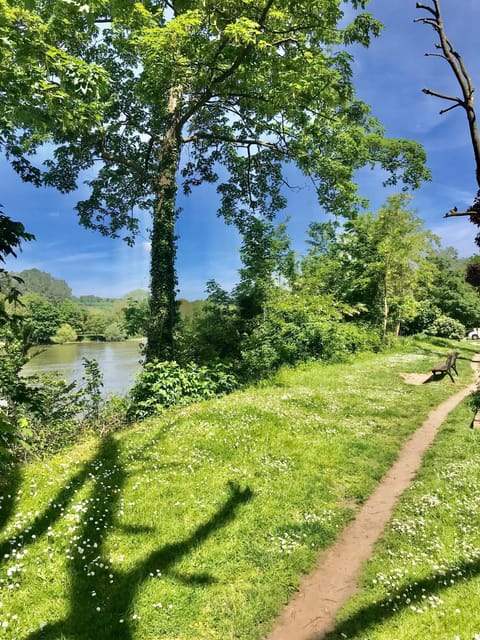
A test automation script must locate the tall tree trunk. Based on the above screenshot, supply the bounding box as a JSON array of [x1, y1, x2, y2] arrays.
[[145, 133, 181, 362], [382, 295, 388, 340]]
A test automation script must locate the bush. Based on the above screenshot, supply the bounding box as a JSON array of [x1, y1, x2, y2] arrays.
[[14, 372, 82, 457], [52, 322, 77, 343], [127, 361, 238, 420], [104, 322, 126, 342], [426, 315, 465, 341], [241, 316, 381, 380]]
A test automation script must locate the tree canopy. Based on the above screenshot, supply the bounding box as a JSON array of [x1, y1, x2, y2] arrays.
[[3, 0, 431, 360]]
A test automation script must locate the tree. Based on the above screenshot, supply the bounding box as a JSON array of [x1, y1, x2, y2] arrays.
[[13, 0, 430, 362], [416, 1, 480, 241], [303, 194, 437, 338], [59, 299, 85, 333], [122, 298, 149, 338], [82, 309, 108, 338], [366, 194, 437, 337], [234, 218, 296, 323], [0, 206, 34, 320], [429, 249, 480, 326], [22, 292, 61, 343], [104, 322, 126, 342]]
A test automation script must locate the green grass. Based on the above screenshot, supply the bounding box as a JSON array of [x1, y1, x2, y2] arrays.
[[325, 361, 480, 640], [0, 337, 478, 639]]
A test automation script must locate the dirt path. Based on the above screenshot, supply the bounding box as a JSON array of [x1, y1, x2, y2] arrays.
[[266, 355, 480, 640]]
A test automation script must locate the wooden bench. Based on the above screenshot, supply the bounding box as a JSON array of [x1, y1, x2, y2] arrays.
[[430, 350, 459, 383]]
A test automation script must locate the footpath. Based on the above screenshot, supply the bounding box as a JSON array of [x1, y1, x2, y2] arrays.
[[267, 355, 480, 640]]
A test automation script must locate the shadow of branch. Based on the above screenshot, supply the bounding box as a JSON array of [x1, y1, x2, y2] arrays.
[[314, 555, 480, 640], [23, 438, 253, 640]]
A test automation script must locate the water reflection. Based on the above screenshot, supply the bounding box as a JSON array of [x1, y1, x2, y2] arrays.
[[22, 340, 145, 397]]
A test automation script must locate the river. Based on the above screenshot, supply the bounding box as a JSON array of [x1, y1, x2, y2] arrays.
[[22, 340, 145, 397]]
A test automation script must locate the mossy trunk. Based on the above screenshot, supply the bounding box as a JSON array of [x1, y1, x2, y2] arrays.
[[145, 135, 180, 363]]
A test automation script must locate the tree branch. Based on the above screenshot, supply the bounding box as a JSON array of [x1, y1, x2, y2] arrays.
[[182, 132, 286, 154], [444, 206, 477, 218], [422, 87, 463, 104], [415, 2, 438, 17], [416, 0, 480, 187]]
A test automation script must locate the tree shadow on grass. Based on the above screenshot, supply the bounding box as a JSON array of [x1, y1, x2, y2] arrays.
[[23, 434, 253, 640], [0, 458, 91, 563], [0, 462, 22, 534], [310, 555, 480, 640]]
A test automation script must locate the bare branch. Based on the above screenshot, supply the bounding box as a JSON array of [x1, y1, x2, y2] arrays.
[[425, 52, 447, 60], [422, 87, 462, 103], [416, 0, 480, 187], [444, 206, 477, 218], [439, 102, 463, 115], [415, 2, 438, 17]]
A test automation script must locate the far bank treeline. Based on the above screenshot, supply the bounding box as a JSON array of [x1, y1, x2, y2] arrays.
[[4, 193, 480, 374], [0, 268, 203, 344]]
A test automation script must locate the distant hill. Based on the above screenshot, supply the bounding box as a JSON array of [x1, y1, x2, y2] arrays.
[[11, 268, 204, 316], [14, 268, 72, 304]]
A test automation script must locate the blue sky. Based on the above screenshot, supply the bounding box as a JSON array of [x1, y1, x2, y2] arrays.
[[3, 0, 480, 300]]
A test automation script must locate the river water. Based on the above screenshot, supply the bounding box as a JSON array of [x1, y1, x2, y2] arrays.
[[22, 341, 145, 397]]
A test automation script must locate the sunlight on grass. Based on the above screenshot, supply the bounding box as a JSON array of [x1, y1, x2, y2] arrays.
[[326, 392, 480, 640], [0, 338, 477, 639]]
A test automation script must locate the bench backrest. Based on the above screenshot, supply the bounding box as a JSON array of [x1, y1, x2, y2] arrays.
[[446, 350, 458, 366]]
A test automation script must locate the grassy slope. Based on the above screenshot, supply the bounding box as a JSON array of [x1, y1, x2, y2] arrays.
[[0, 338, 478, 640], [326, 360, 480, 639]]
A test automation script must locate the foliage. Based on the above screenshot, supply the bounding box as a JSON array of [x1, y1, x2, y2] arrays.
[[423, 248, 480, 329], [122, 298, 149, 337], [401, 299, 440, 335], [52, 322, 77, 344], [10, 0, 430, 361], [20, 373, 82, 456], [22, 292, 61, 343], [0, 319, 110, 459], [301, 194, 438, 339], [178, 298, 204, 318], [75, 295, 117, 311], [128, 360, 238, 420], [80, 358, 104, 424], [465, 260, 480, 288], [0, 207, 35, 322], [104, 322, 126, 342], [15, 268, 72, 304], [0, 322, 80, 458], [82, 308, 108, 338], [426, 314, 466, 341], [0, 0, 108, 177], [241, 288, 380, 379], [0, 212, 35, 286], [176, 281, 242, 366], [58, 298, 85, 332]]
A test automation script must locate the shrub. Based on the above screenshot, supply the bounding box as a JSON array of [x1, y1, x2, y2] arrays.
[[426, 315, 465, 340], [241, 316, 381, 380], [52, 322, 77, 343], [104, 322, 126, 342], [127, 361, 238, 420], [15, 372, 82, 457], [80, 357, 104, 424]]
